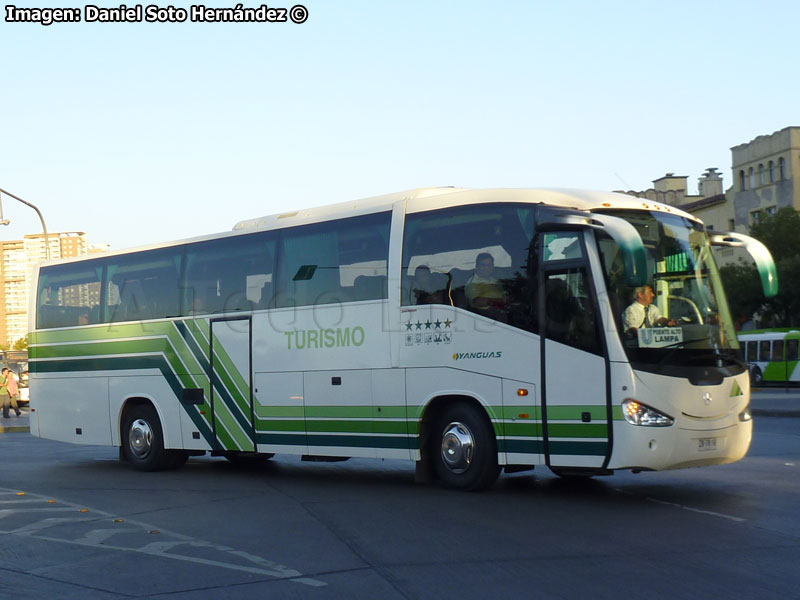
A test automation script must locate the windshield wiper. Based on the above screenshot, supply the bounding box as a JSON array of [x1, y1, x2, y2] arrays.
[[655, 338, 714, 371], [656, 337, 710, 350]]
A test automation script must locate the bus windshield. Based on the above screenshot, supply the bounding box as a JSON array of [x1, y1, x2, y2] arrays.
[[596, 209, 741, 371]]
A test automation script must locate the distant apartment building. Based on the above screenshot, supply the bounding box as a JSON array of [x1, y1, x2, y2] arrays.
[[730, 126, 800, 229], [0, 232, 108, 347]]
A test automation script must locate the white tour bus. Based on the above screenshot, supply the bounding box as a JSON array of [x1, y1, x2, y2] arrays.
[[28, 188, 778, 490]]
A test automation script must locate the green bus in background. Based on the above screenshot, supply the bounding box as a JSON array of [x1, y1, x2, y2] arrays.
[[738, 330, 800, 386]]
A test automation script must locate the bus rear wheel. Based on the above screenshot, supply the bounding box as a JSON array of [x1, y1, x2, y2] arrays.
[[751, 367, 763, 386], [433, 402, 499, 491], [121, 404, 181, 471]]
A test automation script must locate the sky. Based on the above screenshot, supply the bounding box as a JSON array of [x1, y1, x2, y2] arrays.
[[1, 0, 798, 251]]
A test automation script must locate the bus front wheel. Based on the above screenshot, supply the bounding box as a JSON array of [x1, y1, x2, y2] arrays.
[[751, 367, 763, 386], [121, 404, 177, 471], [433, 402, 499, 491]]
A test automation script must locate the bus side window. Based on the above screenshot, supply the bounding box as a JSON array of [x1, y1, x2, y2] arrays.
[[787, 340, 799, 362], [746, 341, 757, 362], [400, 203, 536, 333], [276, 212, 390, 308], [773, 340, 784, 361], [105, 247, 182, 322], [183, 231, 276, 315], [111, 279, 147, 322], [759, 340, 771, 362], [37, 265, 102, 329]]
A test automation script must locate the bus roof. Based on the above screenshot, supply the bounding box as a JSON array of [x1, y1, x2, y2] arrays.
[[232, 187, 700, 232], [40, 187, 700, 268]]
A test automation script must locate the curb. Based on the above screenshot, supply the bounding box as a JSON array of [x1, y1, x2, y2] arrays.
[[0, 425, 30, 433]]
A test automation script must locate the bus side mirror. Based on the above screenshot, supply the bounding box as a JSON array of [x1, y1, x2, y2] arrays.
[[709, 231, 778, 298], [536, 207, 648, 287]]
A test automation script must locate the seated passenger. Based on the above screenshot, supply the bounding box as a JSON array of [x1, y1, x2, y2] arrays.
[[622, 284, 675, 334], [411, 265, 447, 304], [465, 252, 506, 312]]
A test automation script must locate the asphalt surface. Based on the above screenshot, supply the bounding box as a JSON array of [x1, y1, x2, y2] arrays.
[[2, 387, 797, 435]]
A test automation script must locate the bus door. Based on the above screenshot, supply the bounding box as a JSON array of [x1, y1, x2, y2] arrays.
[[209, 317, 256, 452], [538, 231, 610, 469]]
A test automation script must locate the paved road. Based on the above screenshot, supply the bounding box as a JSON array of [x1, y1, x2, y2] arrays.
[[750, 387, 800, 417], [1, 416, 799, 599]]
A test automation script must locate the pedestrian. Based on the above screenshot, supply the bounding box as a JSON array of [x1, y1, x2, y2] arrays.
[[1, 367, 21, 418]]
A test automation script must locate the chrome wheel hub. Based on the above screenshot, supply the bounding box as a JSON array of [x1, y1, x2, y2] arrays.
[[440, 421, 474, 474], [129, 418, 153, 459]]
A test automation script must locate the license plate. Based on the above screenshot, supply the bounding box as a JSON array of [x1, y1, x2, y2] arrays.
[[697, 437, 717, 452]]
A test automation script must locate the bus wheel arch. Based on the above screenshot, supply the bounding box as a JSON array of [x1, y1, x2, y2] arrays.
[[120, 398, 186, 471], [421, 395, 500, 491]]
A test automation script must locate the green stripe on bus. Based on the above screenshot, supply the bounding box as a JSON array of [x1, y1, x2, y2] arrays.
[[304, 420, 409, 435], [29, 321, 175, 345], [502, 422, 542, 437], [254, 433, 411, 449], [211, 333, 251, 405], [212, 396, 253, 451], [254, 419, 306, 433], [210, 351, 252, 425], [548, 441, 608, 456], [500, 439, 545, 454], [545, 406, 608, 420], [307, 434, 410, 449], [546, 423, 608, 438], [189, 318, 211, 352], [305, 406, 372, 418]]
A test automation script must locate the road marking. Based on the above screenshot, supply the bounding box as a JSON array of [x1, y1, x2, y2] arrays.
[[646, 497, 746, 522], [613, 487, 747, 523], [0, 488, 325, 587]]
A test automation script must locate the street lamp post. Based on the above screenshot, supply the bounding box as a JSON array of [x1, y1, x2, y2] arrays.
[[0, 186, 51, 260]]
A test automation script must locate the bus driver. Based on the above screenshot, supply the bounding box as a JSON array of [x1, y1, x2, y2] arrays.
[[622, 284, 675, 334]]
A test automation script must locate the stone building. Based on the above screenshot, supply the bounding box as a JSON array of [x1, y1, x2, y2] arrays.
[[730, 126, 800, 229], [616, 167, 732, 231]]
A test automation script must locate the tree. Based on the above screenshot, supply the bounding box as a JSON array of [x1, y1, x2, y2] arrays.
[[718, 261, 763, 327], [750, 207, 800, 262], [12, 336, 28, 351], [724, 207, 800, 327]]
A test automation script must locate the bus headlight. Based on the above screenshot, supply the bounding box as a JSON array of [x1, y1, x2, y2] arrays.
[[622, 399, 674, 427]]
